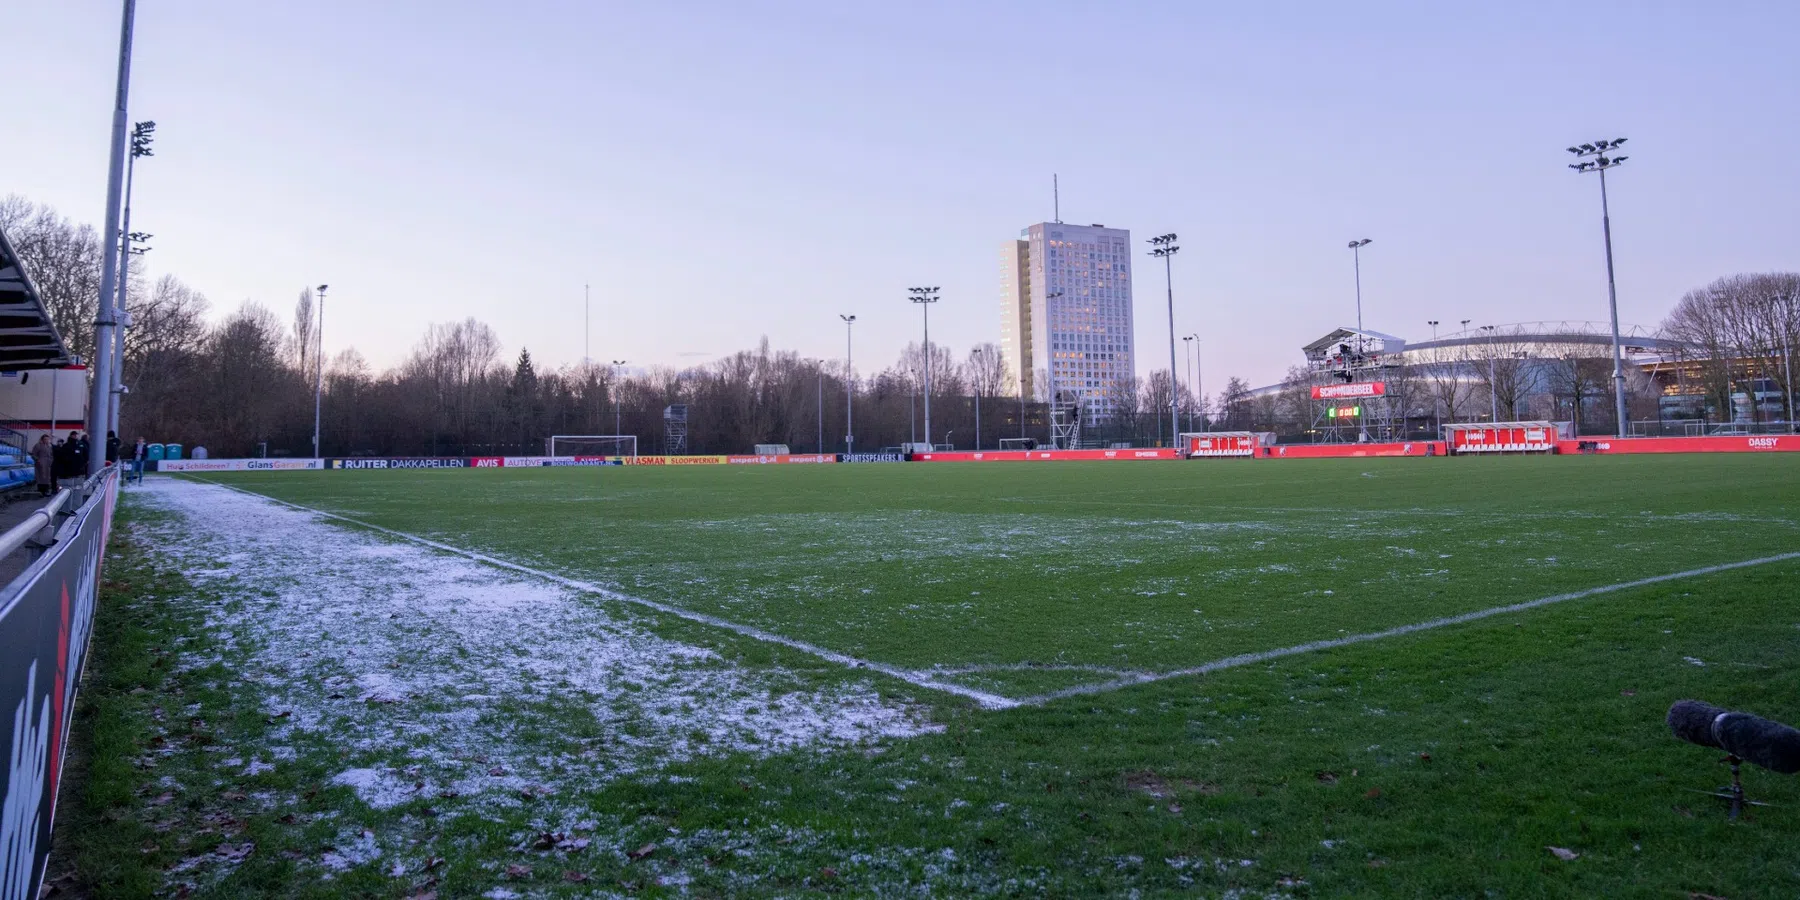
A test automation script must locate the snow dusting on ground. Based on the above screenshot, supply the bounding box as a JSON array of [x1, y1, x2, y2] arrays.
[[133, 478, 939, 813]]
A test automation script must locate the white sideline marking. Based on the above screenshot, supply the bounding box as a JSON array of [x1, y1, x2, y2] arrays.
[[168, 478, 1800, 711], [184, 478, 1021, 710], [1013, 551, 1800, 706]]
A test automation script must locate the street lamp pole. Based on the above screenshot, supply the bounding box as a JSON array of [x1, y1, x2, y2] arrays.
[[1567, 138, 1631, 438], [1181, 335, 1194, 433], [908, 287, 939, 448], [972, 347, 984, 450], [1194, 336, 1204, 431], [313, 284, 327, 457], [611, 359, 627, 434], [1482, 325, 1499, 421], [840, 314, 856, 453], [816, 362, 824, 454], [1149, 235, 1180, 447]]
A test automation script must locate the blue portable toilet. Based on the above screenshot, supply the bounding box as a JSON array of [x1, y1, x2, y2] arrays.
[[165, 443, 183, 461]]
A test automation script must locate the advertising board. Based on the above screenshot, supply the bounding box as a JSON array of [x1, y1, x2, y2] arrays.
[[0, 471, 119, 900], [155, 458, 324, 472], [912, 448, 1181, 462], [725, 454, 838, 464], [1310, 382, 1387, 400], [328, 457, 470, 469], [1266, 441, 1444, 459], [1556, 435, 1800, 454]]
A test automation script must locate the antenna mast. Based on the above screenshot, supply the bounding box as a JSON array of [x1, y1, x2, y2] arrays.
[[583, 283, 590, 367], [1053, 173, 1060, 223]]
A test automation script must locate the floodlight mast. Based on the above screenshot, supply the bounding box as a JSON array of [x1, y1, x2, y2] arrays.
[[1149, 234, 1180, 447], [908, 287, 939, 447], [1567, 137, 1631, 438], [112, 119, 155, 435], [839, 314, 856, 453], [313, 284, 327, 458], [87, 0, 138, 475], [1348, 238, 1372, 337]]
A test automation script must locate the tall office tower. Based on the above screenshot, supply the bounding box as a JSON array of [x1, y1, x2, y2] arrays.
[[998, 222, 1135, 422]]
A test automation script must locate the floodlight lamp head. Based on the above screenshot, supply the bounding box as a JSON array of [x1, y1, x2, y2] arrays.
[[317, 284, 329, 293], [1566, 146, 1581, 154], [1613, 155, 1628, 164], [1579, 143, 1595, 152]]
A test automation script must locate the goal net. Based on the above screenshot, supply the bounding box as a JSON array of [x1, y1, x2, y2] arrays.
[[545, 435, 638, 458]]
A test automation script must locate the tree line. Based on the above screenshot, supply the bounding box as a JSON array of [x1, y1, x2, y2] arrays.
[[3, 194, 1791, 453]]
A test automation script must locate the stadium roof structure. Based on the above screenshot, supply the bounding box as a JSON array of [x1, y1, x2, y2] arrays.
[[0, 223, 74, 368], [1301, 327, 1408, 357]]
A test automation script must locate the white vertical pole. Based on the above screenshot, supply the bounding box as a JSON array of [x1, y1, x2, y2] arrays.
[[86, 0, 137, 475]]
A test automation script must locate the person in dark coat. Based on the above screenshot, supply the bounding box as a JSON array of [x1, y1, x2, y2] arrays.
[[52, 437, 72, 480], [105, 430, 120, 464], [71, 431, 89, 475], [31, 435, 54, 496]]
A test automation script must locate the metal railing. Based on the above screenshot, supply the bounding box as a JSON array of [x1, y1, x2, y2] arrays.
[[0, 466, 110, 562]]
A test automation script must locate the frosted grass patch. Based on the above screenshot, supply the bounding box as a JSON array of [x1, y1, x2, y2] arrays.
[[132, 478, 938, 811]]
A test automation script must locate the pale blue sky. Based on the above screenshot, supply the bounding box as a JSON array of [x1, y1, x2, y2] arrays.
[[6, 1, 1796, 389]]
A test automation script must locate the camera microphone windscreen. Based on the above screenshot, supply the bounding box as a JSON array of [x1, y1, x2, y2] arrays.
[[1667, 700, 1725, 749], [1668, 699, 1800, 774]]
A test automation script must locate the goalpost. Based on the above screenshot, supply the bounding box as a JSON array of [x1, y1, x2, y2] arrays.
[[545, 435, 638, 459]]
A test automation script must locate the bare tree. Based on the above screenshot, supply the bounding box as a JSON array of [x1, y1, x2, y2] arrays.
[[292, 287, 316, 383]]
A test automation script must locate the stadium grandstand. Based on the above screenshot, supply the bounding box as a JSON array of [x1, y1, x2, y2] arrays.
[[1230, 321, 1791, 441]]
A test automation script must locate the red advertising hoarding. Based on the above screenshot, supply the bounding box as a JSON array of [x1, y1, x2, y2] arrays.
[[725, 454, 839, 464], [1311, 382, 1386, 400], [912, 448, 1182, 462], [1266, 441, 1444, 459], [1555, 435, 1800, 454]]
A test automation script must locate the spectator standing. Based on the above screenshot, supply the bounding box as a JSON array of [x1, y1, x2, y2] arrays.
[[106, 430, 120, 464], [31, 435, 54, 497], [72, 431, 90, 475]]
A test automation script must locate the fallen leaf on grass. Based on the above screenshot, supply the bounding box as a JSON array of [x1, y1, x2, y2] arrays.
[[264, 710, 292, 724], [504, 864, 530, 879], [562, 871, 589, 883], [1621, 689, 1637, 697], [820, 866, 839, 878], [1316, 771, 1338, 785], [423, 856, 444, 871], [531, 832, 561, 851], [1688, 893, 1728, 900], [1364, 788, 1382, 799], [1547, 846, 1580, 861], [487, 766, 507, 777], [149, 792, 174, 806], [1167, 803, 1182, 815], [221, 792, 246, 802], [1418, 753, 1432, 762], [627, 843, 657, 861], [326, 692, 344, 700], [130, 687, 149, 695], [277, 814, 297, 825]]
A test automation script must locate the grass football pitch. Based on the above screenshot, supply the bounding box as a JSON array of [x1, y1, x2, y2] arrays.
[[67, 455, 1800, 897]]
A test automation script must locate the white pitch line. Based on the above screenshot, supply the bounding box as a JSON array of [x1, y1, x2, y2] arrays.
[[179, 477, 1020, 710], [1013, 550, 1800, 706]]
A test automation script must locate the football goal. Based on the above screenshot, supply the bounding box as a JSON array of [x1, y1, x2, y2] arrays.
[[545, 435, 638, 458]]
